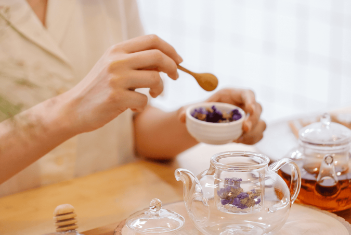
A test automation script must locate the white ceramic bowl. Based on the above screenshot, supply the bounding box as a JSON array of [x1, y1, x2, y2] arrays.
[[186, 102, 245, 145]]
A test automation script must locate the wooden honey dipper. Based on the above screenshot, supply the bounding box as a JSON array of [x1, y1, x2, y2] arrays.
[[54, 204, 78, 232]]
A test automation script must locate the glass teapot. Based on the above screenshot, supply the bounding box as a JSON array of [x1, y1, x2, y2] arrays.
[[175, 151, 301, 235], [280, 113, 351, 212]]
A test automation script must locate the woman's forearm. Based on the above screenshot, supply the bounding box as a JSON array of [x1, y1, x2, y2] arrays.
[[134, 105, 198, 160], [0, 95, 75, 184]]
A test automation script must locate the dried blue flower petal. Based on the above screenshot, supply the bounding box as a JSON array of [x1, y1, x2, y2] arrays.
[[221, 199, 232, 205], [237, 192, 249, 199], [218, 177, 261, 209], [191, 105, 242, 123], [232, 109, 240, 113], [232, 113, 242, 121], [225, 177, 242, 186]]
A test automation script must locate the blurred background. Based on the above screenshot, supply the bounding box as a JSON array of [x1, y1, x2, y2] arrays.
[[137, 0, 351, 123]]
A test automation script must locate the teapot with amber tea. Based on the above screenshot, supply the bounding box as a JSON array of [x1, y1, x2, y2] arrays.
[[280, 113, 351, 212]]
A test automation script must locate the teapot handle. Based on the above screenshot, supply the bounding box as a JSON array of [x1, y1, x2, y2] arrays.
[[269, 158, 301, 204]]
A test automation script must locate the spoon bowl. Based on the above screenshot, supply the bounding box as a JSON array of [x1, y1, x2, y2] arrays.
[[177, 65, 218, 91]]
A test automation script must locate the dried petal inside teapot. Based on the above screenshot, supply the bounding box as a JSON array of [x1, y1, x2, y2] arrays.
[[217, 177, 262, 213]]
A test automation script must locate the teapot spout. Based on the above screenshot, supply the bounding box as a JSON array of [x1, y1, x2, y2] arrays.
[[175, 169, 208, 206]]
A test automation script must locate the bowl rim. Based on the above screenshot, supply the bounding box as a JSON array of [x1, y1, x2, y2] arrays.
[[186, 102, 245, 126]]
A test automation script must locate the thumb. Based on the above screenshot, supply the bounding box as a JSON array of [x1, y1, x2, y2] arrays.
[[177, 106, 187, 123], [243, 119, 252, 132]]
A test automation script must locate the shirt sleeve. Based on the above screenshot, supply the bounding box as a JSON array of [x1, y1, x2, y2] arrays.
[[123, 0, 145, 39]]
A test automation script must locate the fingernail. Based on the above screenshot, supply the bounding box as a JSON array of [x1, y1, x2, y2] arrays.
[[246, 122, 252, 131], [177, 55, 183, 64]]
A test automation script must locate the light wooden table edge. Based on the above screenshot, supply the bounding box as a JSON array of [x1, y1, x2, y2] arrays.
[[83, 221, 122, 235]]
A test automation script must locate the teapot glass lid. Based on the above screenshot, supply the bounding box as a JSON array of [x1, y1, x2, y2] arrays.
[[299, 113, 351, 146], [126, 198, 184, 233]]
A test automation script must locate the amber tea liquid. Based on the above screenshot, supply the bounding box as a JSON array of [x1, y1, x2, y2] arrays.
[[279, 161, 351, 212]]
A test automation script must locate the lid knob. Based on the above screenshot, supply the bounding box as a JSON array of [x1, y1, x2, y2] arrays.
[[149, 198, 162, 214], [321, 113, 331, 128]]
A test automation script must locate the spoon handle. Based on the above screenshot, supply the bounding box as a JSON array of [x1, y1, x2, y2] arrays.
[[177, 65, 194, 75]]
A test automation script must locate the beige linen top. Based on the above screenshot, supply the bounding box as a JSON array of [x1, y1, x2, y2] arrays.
[[0, 0, 144, 197]]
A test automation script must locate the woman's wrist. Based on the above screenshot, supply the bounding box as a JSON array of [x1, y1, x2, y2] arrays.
[[34, 93, 80, 141]]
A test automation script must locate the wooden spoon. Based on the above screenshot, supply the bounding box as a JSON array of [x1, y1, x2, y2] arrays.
[[177, 65, 218, 91]]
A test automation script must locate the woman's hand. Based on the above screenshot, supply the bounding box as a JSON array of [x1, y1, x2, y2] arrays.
[[178, 88, 266, 145], [62, 35, 182, 134]]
